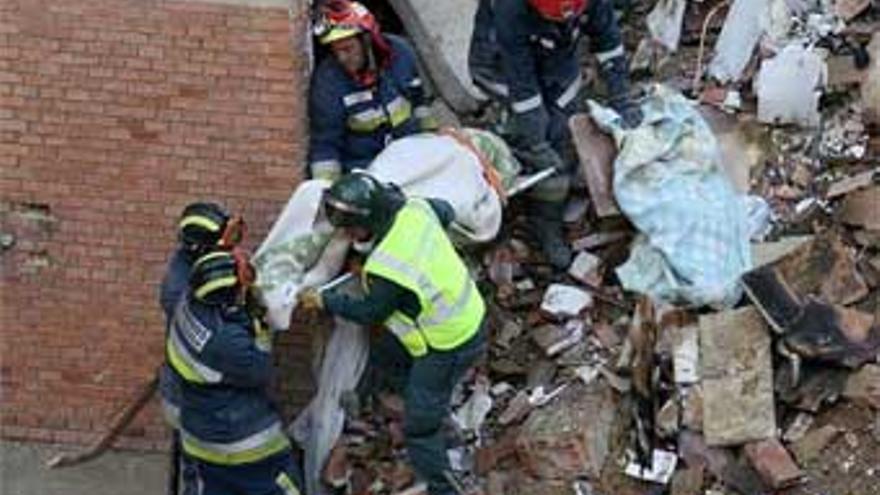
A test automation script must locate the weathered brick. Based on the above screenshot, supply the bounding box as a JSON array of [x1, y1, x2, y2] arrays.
[[1, 0, 308, 451]]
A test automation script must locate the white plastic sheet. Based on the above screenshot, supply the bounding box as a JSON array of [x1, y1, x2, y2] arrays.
[[254, 129, 519, 495], [589, 85, 752, 308]]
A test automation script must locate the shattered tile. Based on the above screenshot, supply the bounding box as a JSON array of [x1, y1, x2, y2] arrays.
[[516, 384, 617, 480], [568, 114, 619, 218], [791, 424, 841, 464], [843, 364, 880, 409], [700, 307, 776, 446], [540, 284, 593, 319], [743, 438, 804, 489], [840, 185, 880, 230]]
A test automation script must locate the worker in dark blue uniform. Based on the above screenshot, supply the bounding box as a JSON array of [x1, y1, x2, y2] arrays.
[[168, 248, 302, 495], [468, 0, 641, 269], [308, 0, 436, 182], [158, 202, 245, 495]]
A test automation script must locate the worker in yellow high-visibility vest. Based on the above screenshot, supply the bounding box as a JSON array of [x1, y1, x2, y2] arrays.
[[299, 171, 487, 495]]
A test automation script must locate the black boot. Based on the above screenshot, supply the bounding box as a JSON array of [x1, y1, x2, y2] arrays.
[[530, 200, 572, 270]]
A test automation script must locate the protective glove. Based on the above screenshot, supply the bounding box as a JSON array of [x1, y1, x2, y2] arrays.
[[601, 54, 643, 129], [611, 98, 643, 129], [297, 287, 324, 312], [512, 141, 566, 173]]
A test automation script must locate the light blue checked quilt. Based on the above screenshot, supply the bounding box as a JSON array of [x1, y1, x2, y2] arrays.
[[589, 84, 752, 307]]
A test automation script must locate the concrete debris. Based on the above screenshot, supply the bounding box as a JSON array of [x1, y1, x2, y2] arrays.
[[791, 424, 841, 464], [567, 251, 601, 286], [826, 169, 876, 198], [670, 466, 704, 495], [568, 114, 619, 218], [532, 321, 585, 357], [782, 412, 815, 443], [453, 377, 494, 433], [570, 231, 629, 252], [840, 185, 880, 230], [843, 364, 880, 409], [515, 384, 616, 480], [681, 386, 704, 432], [743, 438, 804, 489], [493, 317, 523, 350], [656, 398, 681, 439], [672, 324, 700, 385], [540, 284, 593, 319], [498, 391, 533, 426], [755, 43, 827, 127], [624, 449, 679, 484], [700, 307, 776, 446], [835, 0, 871, 21], [751, 236, 814, 268], [783, 300, 880, 368]]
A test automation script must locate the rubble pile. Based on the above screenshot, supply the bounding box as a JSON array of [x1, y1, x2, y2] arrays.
[[304, 2, 880, 494]]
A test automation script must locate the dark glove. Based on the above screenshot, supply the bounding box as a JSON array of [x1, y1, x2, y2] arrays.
[[513, 141, 566, 173], [601, 54, 642, 129]]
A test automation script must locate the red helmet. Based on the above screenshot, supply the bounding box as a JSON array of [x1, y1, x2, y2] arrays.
[[313, 0, 379, 45], [528, 0, 589, 21]]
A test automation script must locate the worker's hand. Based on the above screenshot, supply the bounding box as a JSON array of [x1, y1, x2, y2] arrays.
[[612, 99, 643, 129], [297, 287, 324, 312]]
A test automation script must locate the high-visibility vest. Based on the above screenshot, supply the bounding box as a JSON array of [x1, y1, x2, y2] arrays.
[[364, 199, 485, 357]]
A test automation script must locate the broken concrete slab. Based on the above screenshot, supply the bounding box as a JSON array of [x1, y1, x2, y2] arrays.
[[771, 232, 870, 306], [700, 307, 776, 446], [840, 185, 880, 230], [540, 284, 593, 319], [568, 114, 619, 218], [743, 438, 804, 489], [387, 0, 482, 114], [751, 235, 814, 268], [783, 300, 880, 368], [755, 43, 827, 127], [791, 424, 841, 464], [515, 384, 616, 480], [843, 364, 880, 409]]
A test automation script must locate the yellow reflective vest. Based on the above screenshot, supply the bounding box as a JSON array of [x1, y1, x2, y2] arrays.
[[364, 199, 485, 357]]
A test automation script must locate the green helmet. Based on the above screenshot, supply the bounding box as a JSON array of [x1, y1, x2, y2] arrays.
[[323, 171, 382, 229]]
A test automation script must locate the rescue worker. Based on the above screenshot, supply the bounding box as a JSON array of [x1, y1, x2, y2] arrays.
[[158, 202, 244, 494], [167, 248, 303, 495], [308, 0, 436, 181], [298, 172, 487, 495], [468, 0, 642, 269]]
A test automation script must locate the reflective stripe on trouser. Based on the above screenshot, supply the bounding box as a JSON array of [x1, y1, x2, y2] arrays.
[[181, 421, 291, 466], [364, 199, 485, 357], [188, 449, 303, 495]]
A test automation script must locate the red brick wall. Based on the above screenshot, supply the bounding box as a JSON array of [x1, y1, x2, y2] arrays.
[[0, 0, 314, 450]]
